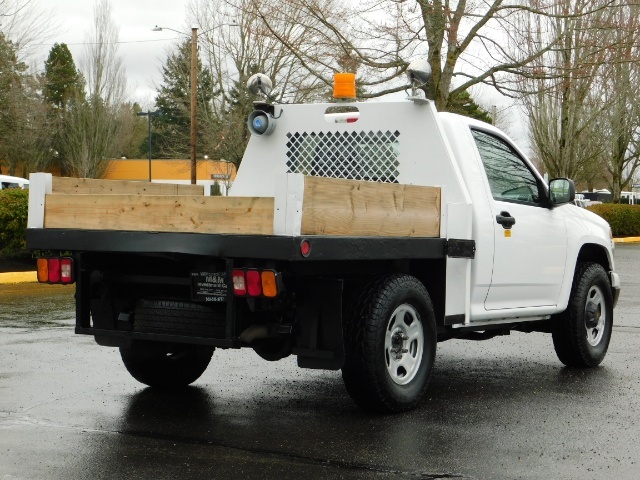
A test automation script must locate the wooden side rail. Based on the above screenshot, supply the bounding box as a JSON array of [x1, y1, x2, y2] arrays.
[[44, 194, 274, 235], [52, 176, 204, 196], [300, 176, 440, 237], [274, 174, 441, 238], [29, 173, 441, 238]]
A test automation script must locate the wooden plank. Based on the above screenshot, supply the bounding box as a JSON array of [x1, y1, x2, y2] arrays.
[[52, 177, 204, 196], [301, 176, 440, 237], [44, 194, 274, 235]]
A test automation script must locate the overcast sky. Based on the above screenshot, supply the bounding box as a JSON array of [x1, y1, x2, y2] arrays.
[[28, 0, 525, 145], [33, 0, 191, 107]]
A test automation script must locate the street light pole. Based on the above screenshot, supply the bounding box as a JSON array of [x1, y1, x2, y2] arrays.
[[191, 27, 198, 185], [136, 110, 159, 182]]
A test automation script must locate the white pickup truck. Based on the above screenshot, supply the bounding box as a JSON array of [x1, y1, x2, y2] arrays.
[[27, 72, 619, 413]]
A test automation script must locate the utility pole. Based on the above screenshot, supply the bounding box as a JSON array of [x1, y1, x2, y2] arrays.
[[190, 27, 198, 185], [153, 23, 238, 185]]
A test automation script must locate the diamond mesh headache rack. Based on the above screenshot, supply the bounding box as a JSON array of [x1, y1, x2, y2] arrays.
[[286, 130, 400, 183]]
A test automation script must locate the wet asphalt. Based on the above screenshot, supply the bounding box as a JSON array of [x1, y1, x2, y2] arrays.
[[1, 245, 640, 479]]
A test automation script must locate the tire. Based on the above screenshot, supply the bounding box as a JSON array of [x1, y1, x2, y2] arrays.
[[342, 274, 436, 413], [552, 262, 613, 367], [120, 341, 214, 388], [133, 299, 225, 338]]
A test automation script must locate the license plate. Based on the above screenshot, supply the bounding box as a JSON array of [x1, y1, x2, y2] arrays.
[[191, 272, 228, 302]]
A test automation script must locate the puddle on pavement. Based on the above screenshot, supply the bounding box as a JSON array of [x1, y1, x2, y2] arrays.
[[0, 283, 75, 328]]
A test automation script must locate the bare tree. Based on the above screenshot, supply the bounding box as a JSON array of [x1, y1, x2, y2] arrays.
[[598, 2, 640, 201], [186, 0, 328, 167], [520, 0, 610, 184], [60, 0, 128, 178], [521, 0, 640, 200], [0, 0, 58, 60], [246, 0, 618, 111]]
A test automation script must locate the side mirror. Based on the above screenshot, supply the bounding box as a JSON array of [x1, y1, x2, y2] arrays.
[[549, 178, 575, 205]]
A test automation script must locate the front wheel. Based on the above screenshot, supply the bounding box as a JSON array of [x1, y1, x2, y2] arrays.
[[120, 342, 214, 388], [342, 275, 436, 413], [552, 262, 613, 367]]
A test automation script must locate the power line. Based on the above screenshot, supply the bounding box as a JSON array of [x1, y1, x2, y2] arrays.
[[31, 37, 181, 47]]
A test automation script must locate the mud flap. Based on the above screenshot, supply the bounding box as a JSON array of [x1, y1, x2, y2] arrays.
[[294, 279, 345, 370]]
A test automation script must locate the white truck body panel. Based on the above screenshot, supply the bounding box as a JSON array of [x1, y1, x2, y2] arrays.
[[233, 100, 475, 321], [232, 99, 615, 326]]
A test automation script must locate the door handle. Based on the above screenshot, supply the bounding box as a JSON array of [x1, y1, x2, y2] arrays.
[[496, 211, 516, 229]]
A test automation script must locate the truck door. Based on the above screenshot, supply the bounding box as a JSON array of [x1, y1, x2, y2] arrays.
[[471, 130, 567, 310]]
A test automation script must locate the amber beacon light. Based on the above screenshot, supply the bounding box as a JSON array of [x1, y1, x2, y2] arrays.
[[333, 73, 356, 99]]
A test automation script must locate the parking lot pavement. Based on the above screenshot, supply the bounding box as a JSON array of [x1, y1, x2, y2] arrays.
[[1, 245, 639, 479]]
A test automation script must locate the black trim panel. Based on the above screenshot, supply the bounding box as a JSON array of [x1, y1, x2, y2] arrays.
[[446, 239, 476, 259], [444, 314, 465, 325], [28, 229, 447, 262]]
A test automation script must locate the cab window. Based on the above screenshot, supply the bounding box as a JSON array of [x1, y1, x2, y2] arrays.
[[471, 129, 542, 205]]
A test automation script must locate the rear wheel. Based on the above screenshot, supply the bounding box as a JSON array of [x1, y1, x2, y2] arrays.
[[552, 262, 613, 367], [342, 274, 436, 413], [120, 342, 214, 388]]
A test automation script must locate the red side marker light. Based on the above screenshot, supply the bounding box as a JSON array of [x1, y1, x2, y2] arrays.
[[300, 240, 311, 257]]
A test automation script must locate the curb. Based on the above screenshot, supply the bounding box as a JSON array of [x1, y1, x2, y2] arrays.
[[614, 237, 640, 244], [0, 271, 37, 285]]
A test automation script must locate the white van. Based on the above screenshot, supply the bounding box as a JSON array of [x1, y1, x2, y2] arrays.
[[0, 175, 29, 190]]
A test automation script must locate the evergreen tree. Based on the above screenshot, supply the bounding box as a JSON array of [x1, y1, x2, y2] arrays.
[[41, 43, 84, 175], [152, 39, 215, 159], [0, 33, 29, 175], [43, 43, 82, 109], [445, 90, 493, 124], [210, 181, 222, 196]]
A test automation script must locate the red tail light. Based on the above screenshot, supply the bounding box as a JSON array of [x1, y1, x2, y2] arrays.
[[48, 258, 61, 283], [246, 270, 262, 297]]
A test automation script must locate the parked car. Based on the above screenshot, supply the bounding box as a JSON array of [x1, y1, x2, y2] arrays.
[[0, 175, 29, 190]]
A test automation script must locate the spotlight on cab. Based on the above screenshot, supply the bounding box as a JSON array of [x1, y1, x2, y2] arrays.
[[248, 110, 276, 136]]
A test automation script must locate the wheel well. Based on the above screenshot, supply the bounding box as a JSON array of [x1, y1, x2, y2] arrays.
[[408, 259, 446, 326], [576, 243, 611, 271]]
